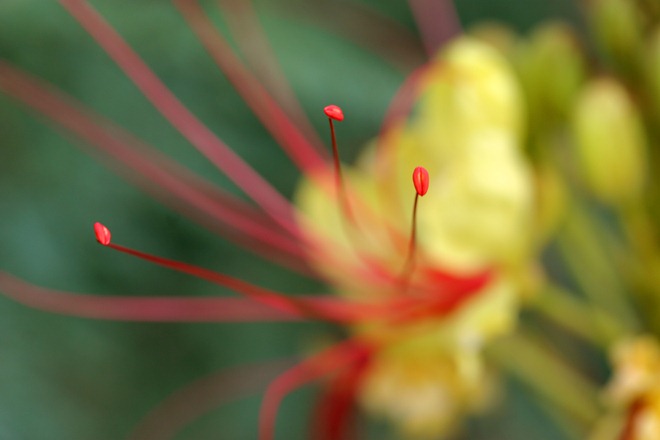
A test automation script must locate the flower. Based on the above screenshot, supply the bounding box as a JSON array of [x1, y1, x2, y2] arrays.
[[591, 336, 660, 440], [295, 38, 533, 437], [0, 1, 551, 439]]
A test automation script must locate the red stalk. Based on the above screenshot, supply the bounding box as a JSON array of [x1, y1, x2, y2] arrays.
[[324, 105, 355, 225], [259, 340, 373, 440], [94, 223, 487, 324], [128, 359, 295, 440], [59, 0, 301, 236], [107, 239, 459, 323], [377, 64, 428, 144], [0, 61, 310, 271], [174, 0, 328, 172], [407, 0, 462, 55], [311, 355, 370, 440], [0, 272, 305, 322], [216, 0, 325, 150]]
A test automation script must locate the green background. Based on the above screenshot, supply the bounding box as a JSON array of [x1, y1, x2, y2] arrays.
[[0, 1, 581, 439]]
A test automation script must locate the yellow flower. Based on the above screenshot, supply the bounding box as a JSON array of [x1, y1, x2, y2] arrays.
[[591, 336, 660, 440], [572, 77, 648, 205], [0, 2, 538, 439], [295, 37, 533, 437]]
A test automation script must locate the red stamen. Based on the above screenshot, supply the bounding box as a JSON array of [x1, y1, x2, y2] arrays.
[[620, 398, 645, 440], [0, 61, 311, 272], [312, 354, 370, 440], [399, 167, 430, 290], [324, 104, 355, 226], [378, 64, 427, 145], [94, 222, 111, 246], [59, 0, 301, 236], [412, 166, 429, 196], [91, 225, 426, 323], [324, 104, 344, 121], [409, 166, 429, 252], [128, 359, 295, 440], [220, 0, 326, 152], [172, 0, 328, 171], [259, 340, 372, 440], [0, 272, 306, 322], [407, 0, 462, 55]]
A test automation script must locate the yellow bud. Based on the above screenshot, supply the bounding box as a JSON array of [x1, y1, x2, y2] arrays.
[[571, 78, 648, 204], [516, 22, 587, 131], [533, 158, 568, 244], [468, 22, 519, 59], [589, 0, 644, 75], [413, 37, 526, 162], [644, 26, 660, 126]]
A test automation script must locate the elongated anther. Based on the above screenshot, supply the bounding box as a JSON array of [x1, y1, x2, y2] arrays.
[[94, 222, 112, 246], [324, 105, 344, 121], [412, 166, 429, 196]]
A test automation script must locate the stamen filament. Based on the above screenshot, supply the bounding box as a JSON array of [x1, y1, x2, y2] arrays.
[[400, 166, 429, 288], [176, 0, 328, 165], [407, 0, 462, 55], [312, 354, 370, 440], [201, 0, 325, 157], [259, 340, 372, 440], [128, 359, 295, 440], [59, 0, 300, 236], [0, 61, 310, 271], [324, 105, 355, 224], [92, 223, 430, 323], [0, 272, 305, 322]]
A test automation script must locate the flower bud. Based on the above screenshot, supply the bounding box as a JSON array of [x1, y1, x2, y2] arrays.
[[533, 158, 567, 244], [413, 37, 525, 163], [589, 0, 644, 75], [571, 78, 648, 204], [469, 22, 519, 59], [644, 26, 660, 126], [516, 22, 587, 132]]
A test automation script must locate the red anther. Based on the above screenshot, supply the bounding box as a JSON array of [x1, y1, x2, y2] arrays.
[[324, 105, 344, 122], [94, 222, 111, 246], [412, 166, 429, 196]]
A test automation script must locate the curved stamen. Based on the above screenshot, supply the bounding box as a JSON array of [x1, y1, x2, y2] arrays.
[[324, 104, 355, 224], [312, 353, 370, 440], [407, 0, 462, 55], [128, 359, 295, 440], [91, 223, 431, 323], [259, 340, 373, 440], [0, 62, 310, 271], [0, 272, 306, 322], [176, 0, 328, 168], [59, 0, 301, 236], [399, 166, 429, 290]]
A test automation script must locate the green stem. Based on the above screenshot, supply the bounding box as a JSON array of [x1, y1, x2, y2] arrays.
[[558, 199, 639, 332], [487, 332, 601, 430], [530, 283, 628, 349]]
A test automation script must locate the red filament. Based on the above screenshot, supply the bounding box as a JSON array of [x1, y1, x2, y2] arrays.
[[324, 104, 355, 225]]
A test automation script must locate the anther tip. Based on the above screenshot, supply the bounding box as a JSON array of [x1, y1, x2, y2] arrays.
[[324, 105, 344, 121], [412, 166, 429, 196], [94, 222, 111, 246]]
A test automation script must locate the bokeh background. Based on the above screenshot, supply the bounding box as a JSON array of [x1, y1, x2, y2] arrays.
[[0, 1, 584, 439]]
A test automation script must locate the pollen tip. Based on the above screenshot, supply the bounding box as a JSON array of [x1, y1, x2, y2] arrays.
[[412, 166, 429, 196], [324, 105, 344, 121], [93, 222, 112, 246]]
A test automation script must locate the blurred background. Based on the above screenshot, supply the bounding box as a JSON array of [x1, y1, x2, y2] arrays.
[[0, 1, 593, 439]]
